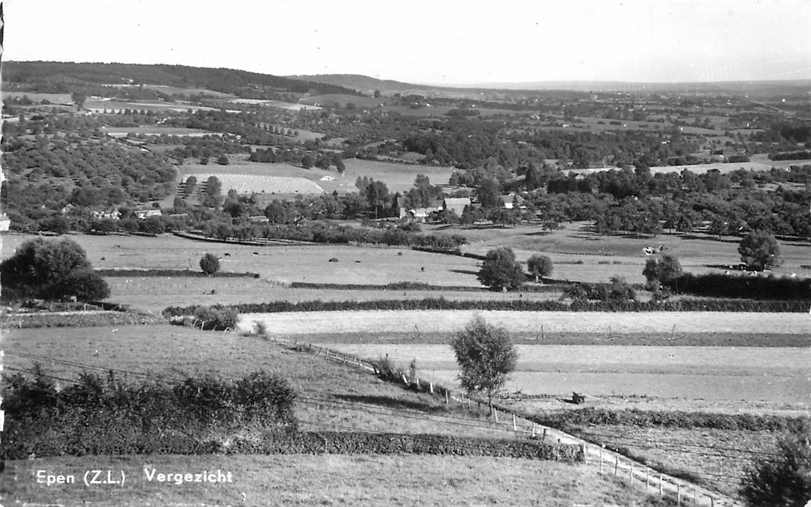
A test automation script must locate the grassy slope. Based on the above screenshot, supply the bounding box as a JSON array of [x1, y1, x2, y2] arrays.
[[3, 455, 655, 506], [3, 325, 517, 439]]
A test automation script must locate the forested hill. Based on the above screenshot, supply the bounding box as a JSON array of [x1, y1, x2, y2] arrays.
[[3, 61, 358, 97], [289, 74, 441, 95]]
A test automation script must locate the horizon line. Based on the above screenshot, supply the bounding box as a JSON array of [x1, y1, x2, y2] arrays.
[[5, 60, 811, 88]]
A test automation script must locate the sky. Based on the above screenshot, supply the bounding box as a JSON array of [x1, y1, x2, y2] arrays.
[[3, 0, 811, 84]]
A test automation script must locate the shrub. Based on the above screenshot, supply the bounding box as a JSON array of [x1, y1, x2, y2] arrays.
[[740, 420, 811, 506], [527, 254, 554, 283], [477, 247, 525, 291], [642, 255, 682, 290], [451, 316, 518, 410], [199, 253, 220, 276], [192, 305, 238, 330]]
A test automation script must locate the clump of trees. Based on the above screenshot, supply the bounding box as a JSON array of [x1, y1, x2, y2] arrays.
[[643, 254, 682, 300], [477, 247, 525, 291], [739, 230, 782, 271], [0, 238, 110, 301], [527, 254, 553, 283], [450, 316, 518, 412], [199, 253, 220, 276]]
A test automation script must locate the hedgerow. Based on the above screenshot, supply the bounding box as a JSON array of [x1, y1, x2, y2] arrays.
[[162, 297, 809, 318], [1, 367, 297, 459], [96, 269, 259, 278], [664, 272, 811, 300], [530, 407, 808, 432]]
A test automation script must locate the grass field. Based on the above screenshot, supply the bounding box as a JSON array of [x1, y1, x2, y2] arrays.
[[3, 454, 647, 506], [341, 158, 455, 193], [102, 126, 221, 137], [104, 277, 561, 314], [573, 425, 779, 498], [1, 233, 485, 287], [240, 310, 811, 336], [320, 343, 810, 408], [3, 325, 519, 439], [3, 91, 74, 104], [430, 221, 811, 282]]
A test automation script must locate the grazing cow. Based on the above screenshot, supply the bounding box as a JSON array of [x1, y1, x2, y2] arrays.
[[252, 252, 259, 256], [224, 253, 231, 257], [643, 247, 655, 256]]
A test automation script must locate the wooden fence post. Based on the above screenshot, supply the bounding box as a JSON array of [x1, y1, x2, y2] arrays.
[[676, 484, 681, 506], [512, 414, 517, 431], [403, 374, 409, 385], [429, 382, 433, 394], [444, 390, 449, 405], [614, 456, 618, 476], [542, 428, 547, 442], [659, 474, 663, 496], [493, 408, 499, 422], [531, 424, 536, 437], [599, 447, 604, 473]]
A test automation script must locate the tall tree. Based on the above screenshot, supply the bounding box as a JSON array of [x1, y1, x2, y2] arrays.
[[451, 316, 518, 413]]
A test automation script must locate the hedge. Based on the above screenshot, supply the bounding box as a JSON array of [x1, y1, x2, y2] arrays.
[[1, 369, 297, 459], [530, 407, 809, 432], [162, 297, 809, 317], [664, 272, 811, 300], [96, 269, 259, 278], [289, 281, 562, 293], [226, 431, 583, 461]]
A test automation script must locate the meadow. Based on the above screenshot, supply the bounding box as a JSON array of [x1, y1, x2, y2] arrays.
[[240, 310, 811, 336], [3, 454, 647, 506], [431, 221, 811, 282], [1, 233, 484, 286]]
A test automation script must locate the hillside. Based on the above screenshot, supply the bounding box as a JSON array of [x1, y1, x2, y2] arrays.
[[289, 73, 441, 95], [3, 61, 358, 98]]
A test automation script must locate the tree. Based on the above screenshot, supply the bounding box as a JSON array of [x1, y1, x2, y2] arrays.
[[642, 254, 682, 290], [740, 420, 810, 506], [527, 254, 553, 283], [476, 178, 502, 209], [199, 253, 220, 276], [450, 316, 518, 412], [477, 247, 525, 291], [71, 91, 87, 110], [0, 238, 109, 301], [201, 176, 222, 208], [216, 154, 229, 165], [739, 230, 782, 271]]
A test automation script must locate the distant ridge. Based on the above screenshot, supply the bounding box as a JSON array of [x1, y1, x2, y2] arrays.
[[293, 73, 811, 96]]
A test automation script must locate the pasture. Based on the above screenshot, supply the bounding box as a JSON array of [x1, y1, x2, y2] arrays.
[[104, 277, 561, 314], [4, 455, 644, 506], [341, 158, 455, 193], [240, 310, 811, 336], [430, 221, 811, 282], [182, 171, 325, 195], [3, 91, 74, 104], [1, 233, 485, 287], [3, 325, 517, 439], [322, 343, 810, 411], [102, 126, 221, 137]]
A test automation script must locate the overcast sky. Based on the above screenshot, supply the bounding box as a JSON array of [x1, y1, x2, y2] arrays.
[[3, 0, 810, 84]]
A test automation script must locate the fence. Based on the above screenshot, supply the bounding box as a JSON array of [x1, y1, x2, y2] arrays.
[[291, 339, 741, 507]]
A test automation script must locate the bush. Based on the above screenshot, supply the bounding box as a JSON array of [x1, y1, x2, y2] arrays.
[[192, 305, 238, 330], [740, 420, 811, 506], [642, 255, 682, 290], [477, 247, 525, 291], [527, 254, 553, 283], [0, 238, 109, 302]]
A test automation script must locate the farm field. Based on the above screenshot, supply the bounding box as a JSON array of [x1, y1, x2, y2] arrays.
[[341, 158, 456, 193], [1, 233, 485, 287], [572, 425, 779, 498], [104, 277, 561, 314], [102, 126, 221, 137], [319, 343, 811, 408], [429, 221, 811, 282], [3, 325, 519, 439], [3, 91, 74, 104], [182, 171, 325, 195], [3, 454, 646, 506], [240, 310, 811, 336]]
